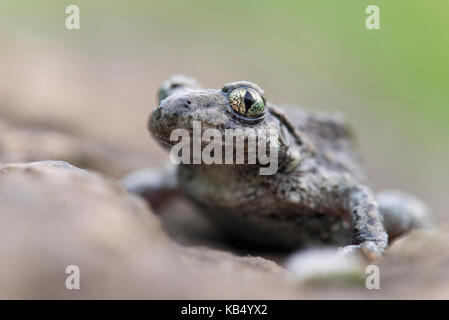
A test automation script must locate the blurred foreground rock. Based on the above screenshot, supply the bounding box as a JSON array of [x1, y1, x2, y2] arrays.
[[0, 160, 449, 299], [377, 229, 449, 299], [0, 161, 295, 299], [0, 119, 152, 178]]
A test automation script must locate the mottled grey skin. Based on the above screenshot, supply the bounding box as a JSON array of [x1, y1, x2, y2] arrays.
[[124, 75, 432, 259]]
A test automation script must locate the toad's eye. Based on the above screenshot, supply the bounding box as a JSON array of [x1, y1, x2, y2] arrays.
[[228, 88, 265, 119]]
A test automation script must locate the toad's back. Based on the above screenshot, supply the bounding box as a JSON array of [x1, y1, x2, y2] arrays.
[[285, 107, 364, 181], [176, 107, 362, 249]]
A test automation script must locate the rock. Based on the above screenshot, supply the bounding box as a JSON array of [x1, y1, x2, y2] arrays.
[[0, 160, 296, 299], [376, 229, 449, 299], [0, 160, 173, 298], [178, 246, 286, 276], [0, 120, 152, 178], [2, 160, 446, 299], [286, 247, 365, 286]]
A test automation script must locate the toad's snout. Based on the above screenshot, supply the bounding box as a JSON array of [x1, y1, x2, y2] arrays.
[[149, 91, 206, 146], [149, 89, 233, 150]]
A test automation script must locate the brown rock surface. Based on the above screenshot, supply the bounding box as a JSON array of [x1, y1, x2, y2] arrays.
[[0, 118, 151, 178], [0, 160, 297, 299], [1, 160, 449, 299], [376, 229, 449, 299]]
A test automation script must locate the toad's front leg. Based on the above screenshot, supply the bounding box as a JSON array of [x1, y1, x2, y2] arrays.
[[121, 164, 180, 209], [288, 172, 388, 260], [342, 185, 388, 260]]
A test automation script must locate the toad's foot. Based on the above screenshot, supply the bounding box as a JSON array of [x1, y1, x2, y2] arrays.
[[340, 241, 383, 261], [377, 189, 433, 241]]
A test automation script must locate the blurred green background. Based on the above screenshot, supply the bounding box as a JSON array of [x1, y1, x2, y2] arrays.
[[0, 1, 447, 219]]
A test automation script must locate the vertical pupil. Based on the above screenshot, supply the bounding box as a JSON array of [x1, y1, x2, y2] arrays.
[[243, 90, 255, 113]]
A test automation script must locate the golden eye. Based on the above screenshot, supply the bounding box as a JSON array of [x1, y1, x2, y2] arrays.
[[228, 88, 265, 118]]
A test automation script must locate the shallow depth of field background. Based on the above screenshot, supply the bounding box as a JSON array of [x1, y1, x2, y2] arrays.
[[0, 1, 447, 220]]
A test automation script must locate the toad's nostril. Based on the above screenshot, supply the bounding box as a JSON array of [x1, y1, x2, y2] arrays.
[[182, 100, 192, 109]]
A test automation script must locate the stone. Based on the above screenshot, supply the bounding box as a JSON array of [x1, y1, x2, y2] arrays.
[[0, 160, 296, 299], [0, 121, 150, 178]]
